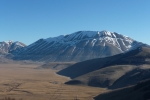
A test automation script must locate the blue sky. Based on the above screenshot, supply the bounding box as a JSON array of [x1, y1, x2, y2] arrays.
[[0, 0, 150, 45]]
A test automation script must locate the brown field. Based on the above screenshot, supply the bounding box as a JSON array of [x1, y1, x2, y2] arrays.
[[0, 63, 107, 100]]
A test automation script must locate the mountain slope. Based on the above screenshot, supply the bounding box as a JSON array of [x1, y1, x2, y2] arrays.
[[58, 46, 150, 89], [13, 30, 138, 62], [0, 41, 26, 54], [94, 79, 150, 100]]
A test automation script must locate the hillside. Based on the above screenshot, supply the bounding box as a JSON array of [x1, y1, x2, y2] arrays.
[[94, 79, 150, 100], [58, 46, 150, 89]]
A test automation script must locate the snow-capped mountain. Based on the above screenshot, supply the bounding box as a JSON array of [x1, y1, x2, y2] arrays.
[[13, 31, 142, 62], [0, 41, 26, 54]]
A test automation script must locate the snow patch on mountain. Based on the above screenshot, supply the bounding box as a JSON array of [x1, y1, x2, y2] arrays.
[[39, 31, 133, 51], [0, 41, 26, 54], [12, 30, 143, 62]]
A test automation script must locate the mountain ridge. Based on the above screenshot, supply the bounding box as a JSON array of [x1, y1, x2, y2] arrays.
[[0, 40, 26, 54], [12, 30, 142, 62]]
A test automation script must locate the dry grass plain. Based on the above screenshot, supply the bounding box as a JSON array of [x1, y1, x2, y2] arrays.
[[0, 63, 107, 100]]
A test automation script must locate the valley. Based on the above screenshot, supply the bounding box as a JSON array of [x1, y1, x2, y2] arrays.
[[1, 0, 150, 99], [0, 63, 107, 100], [0, 31, 150, 100]]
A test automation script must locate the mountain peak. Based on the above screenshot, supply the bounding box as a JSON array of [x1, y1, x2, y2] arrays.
[[12, 30, 143, 62], [44, 30, 130, 44], [0, 41, 26, 54], [3, 40, 13, 44]]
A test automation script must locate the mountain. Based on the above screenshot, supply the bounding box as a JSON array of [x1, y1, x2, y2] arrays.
[[0, 41, 26, 54], [58, 46, 150, 89], [12, 30, 141, 62], [94, 79, 150, 100]]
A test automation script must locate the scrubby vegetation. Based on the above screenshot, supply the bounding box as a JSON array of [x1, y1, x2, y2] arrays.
[[0, 97, 22, 100]]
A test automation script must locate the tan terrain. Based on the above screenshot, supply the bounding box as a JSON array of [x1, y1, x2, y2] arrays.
[[0, 62, 107, 100]]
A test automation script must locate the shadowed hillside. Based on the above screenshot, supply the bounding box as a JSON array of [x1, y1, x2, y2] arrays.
[[57, 53, 122, 78], [94, 79, 150, 100], [58, 46, 150, 89]]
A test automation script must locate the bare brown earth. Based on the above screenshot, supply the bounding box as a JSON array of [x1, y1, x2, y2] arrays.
[[0, 63, 107, 100], [39, 62, 76, 70]]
